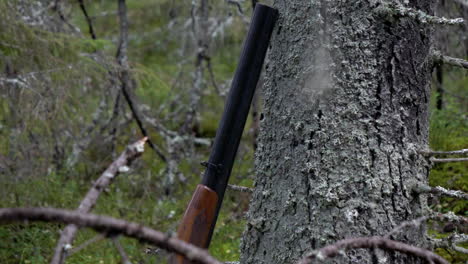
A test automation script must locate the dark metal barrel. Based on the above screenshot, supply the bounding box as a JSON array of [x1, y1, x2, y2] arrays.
[[201, 3, 278, 246]]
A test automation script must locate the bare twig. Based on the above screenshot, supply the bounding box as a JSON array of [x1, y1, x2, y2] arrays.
[[432, 51, 468, 69], [431, 157, 468, 163], [68, 234, 106, 255], [297, 236, 448, 264], [414, 184, 468, 200], [116, 0, 167, 163], [0, 208, 222, 264], [228, 184, 253, 193], [51, 138, 147, 264], [420, 148, 468, 156], [111, 236, 132, 264], [77, 0, 96, 39]]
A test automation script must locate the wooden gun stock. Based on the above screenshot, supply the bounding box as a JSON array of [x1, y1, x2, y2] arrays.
[[170, 185, 218, 264]]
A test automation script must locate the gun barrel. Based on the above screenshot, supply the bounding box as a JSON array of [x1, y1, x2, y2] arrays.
[[202, 3, 277, 236], [171, 4, 277, 263]]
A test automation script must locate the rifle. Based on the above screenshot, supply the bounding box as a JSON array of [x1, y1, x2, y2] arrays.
[[170, 4, 278, 264]]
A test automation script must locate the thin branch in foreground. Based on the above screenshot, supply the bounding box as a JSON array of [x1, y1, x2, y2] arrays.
[[431, 157, 468, 163], [51, 138, 147, 264], [414, 184, 468, 200], [420, 148, 468, 156], [0, 208, 222, 264], [432, 51, 468, 69], [297, 236, 448, 264]]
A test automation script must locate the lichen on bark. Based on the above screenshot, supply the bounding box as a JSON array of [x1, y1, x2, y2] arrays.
[[240, 0, 435, 263]]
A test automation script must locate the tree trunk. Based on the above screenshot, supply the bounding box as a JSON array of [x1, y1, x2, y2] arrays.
[[240, 1, 434, 263]]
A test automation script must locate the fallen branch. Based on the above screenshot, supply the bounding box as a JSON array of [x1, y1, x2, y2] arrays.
[[297, 236, 448, 264], [51, 138, 147, 264], [0, 208, 222, 264]]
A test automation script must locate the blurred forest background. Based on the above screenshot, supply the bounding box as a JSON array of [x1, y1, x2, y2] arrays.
[[0, 0, 466, 263]]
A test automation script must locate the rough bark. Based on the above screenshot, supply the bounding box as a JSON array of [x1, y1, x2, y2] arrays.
[[240, 1, 434, 263]]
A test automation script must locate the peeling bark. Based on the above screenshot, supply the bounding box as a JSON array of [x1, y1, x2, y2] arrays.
[[240, 1, 434, 263]]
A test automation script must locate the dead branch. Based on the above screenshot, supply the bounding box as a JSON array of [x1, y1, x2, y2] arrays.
[[431, 157, 468, 163], [376, 2, 464, 25], [0, 207, 222, 264], [116, 0, 167, 163], [51, 137, 147, 264], [432, 51, 468, 69], [414, 184, 468, 200], [420, 148, 468, 156], [297, 236, 448, 264], [77, 0, 96, 39], [228, 184, 253, 193]]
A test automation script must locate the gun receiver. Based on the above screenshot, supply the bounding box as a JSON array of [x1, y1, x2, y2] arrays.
[[170, 4, 278, 264]]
